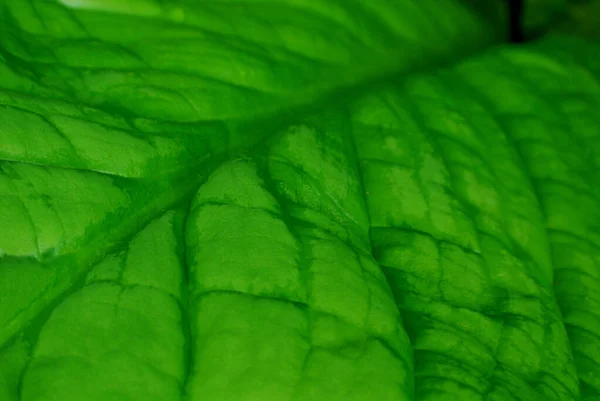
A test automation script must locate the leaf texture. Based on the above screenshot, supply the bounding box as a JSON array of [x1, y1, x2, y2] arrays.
[[1, 1, 599, 401]]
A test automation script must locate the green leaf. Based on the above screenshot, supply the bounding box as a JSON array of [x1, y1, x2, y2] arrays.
[[1, 1, 599, 401], [0, 0, 506, 122], [0, 0, 509, 353], [458, 35, 600, 400], [351, 34, 600, 400]]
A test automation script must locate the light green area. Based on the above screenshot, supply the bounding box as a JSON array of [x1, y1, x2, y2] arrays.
[[20, 211, 186, 401], [184, 119, 412, 400], [1, 0, 599, 401]]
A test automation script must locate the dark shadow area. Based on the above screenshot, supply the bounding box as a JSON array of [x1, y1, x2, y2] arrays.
[[508, 0, 526, 43]]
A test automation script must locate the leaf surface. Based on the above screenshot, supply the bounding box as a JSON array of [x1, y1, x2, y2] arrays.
[[1, 1, 599, 401]]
